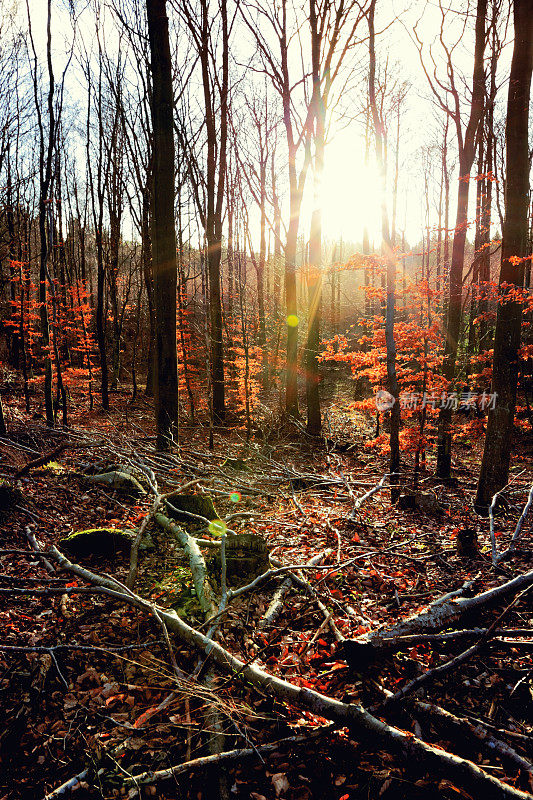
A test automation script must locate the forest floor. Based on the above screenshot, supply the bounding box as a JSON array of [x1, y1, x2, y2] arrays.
[[0, 387, 532, 800]]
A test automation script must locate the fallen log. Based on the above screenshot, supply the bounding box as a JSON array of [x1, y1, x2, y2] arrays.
[[343, 567, 533, 663], [47, 546, 533, 800]]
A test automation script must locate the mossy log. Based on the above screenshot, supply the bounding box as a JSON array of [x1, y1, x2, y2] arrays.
[[59, 528, 153, 557]]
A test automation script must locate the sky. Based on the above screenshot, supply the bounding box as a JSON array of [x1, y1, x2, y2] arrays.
[[14, 0, 515, 252]]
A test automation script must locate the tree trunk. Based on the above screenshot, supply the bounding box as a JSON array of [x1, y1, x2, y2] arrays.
[[32, 0, 55, 426], [436, 0, 486, 478], [475, 0, 533, 511], [257, 158, 267, 346], [305, 0, 323, 435], [6, 156, 19, 369], [141, 182, 155, 397], [199, 0, 227, 423], [146, 0, 179, 449], [368, 0, 400, 496], [285, 217, 300, 417]]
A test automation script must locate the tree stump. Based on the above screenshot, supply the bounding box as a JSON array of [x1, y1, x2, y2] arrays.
[[212, 533, 269, 587], [165, 493, 219, 523]]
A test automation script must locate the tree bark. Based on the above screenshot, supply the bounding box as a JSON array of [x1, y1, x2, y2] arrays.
[[475, 0, 533, 510], [305, 0, 323, 436], [436, 0, 487, 478], [146, 0, 179, 449]]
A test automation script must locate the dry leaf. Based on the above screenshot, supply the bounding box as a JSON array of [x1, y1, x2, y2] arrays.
[[271, 772, 290, 797]]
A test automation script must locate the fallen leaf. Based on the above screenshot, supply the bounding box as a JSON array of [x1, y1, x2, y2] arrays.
[[271, 772, 289, 797]]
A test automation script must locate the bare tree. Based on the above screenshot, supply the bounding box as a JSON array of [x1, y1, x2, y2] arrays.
[[415, 0, 487, 479], [26, 0, 56, 425], [475, 0, 533, 510], [367, 0, 400, 493], [146, 0, 179, 448]]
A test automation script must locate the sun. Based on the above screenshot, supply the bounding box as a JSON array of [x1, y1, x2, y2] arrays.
[[321, 132, 383, 246]]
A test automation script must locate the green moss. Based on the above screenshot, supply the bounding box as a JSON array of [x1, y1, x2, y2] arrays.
[[60, 527, 154, 557], [40, 461, 65, 474]]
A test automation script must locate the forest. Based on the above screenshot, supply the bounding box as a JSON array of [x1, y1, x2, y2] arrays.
[[0, 0, 532, 797]]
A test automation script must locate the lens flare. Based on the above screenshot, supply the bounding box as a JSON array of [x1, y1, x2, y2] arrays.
[[287, 314, 299, 327], [229, 492, 241, 503], [208, 519, 227, 536]]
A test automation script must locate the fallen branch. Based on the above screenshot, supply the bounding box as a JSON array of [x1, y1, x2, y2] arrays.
[[14, 442, 68, 479], [271, 550, 344, 642], [126, 725, 335, 786], [355, 628, 533, 651], [0, 642, 156, 654], [127, 476, 210, 589], [375, 586, 533, 710], [373, 683, 533, 790], [126, 466, 161, 590], [155, 512, 216, 616], [43, 770, 89, 800], [343, 567, 533, 662], [499, 483, 533, 564], [412, 700, 533, 789], [350, 474, 388, 518], [258, 576, 293, 629], [47, 546, 533, 800], [24, 526, 55, 574]]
